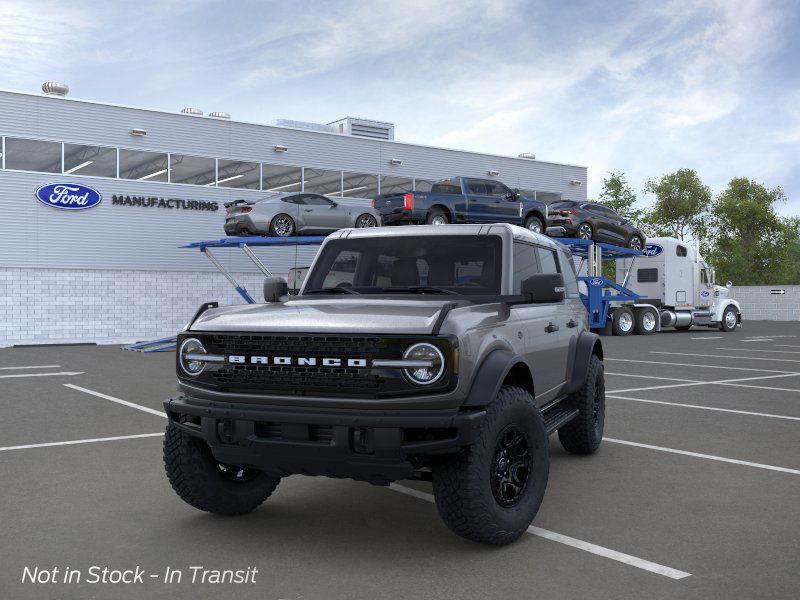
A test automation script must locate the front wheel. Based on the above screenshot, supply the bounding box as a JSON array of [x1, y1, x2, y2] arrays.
[[719, 306, 738, 332], [163, 421, 280, 515], [576, 222, 593, 240], [269, 213, 295, 237], [432, 386, 549, 545], [355, 213, 378, 228], [524, 215, 544, 234]]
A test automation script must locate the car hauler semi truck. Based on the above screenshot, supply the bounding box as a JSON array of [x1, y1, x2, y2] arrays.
[[611, 236, 742, 334]]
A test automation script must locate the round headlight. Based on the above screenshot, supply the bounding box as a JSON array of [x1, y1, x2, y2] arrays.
[[403, 343, 445, 386], [179, 338, 206, 377]]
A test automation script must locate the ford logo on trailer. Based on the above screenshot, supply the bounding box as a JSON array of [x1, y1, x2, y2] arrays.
[[35, 183, 102, 210], [641, 244, 663, 257], [589, 278, 603, 286]]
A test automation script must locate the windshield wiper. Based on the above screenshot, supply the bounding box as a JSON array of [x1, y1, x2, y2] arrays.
[[304, 287, 359, 295], [382, 286, 459, 295]]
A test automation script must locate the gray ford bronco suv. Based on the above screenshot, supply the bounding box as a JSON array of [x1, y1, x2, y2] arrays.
[[163, 223, 605, 545]]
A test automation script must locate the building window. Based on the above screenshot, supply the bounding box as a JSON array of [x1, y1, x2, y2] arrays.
[[304, 168, 342, 196], [170, 154, 216, 186], [414, 178, 436, 192], [217, 159, 260, 189], [342, 171, 379, 198], [63, 144, 117, 177], [4, 138, 61, 173], [379, 175, 413, 195], [119, 149, 169, 182], [262, 163, 302, 192]]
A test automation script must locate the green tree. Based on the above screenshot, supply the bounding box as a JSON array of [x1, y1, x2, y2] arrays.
[[642, 169, 711, 241], [706, 177, 791, 285], [598, 171, 642, 226]]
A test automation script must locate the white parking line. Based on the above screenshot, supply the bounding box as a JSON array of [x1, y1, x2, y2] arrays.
[[716, 348, 800, 354], [607, 395, 800, 421], [388, 484, 691, 580], [604, 438, 800, 476], [0, 365, 61, 370], [776, 345, 800, 349], [607, 372, 800, 394], [650, 351, 800, 364], [740, 339, 773, 343], [0, 371, 84, 379], [690, 336, 723, 340], [606, 372, 701, 383], [64, 384, 167, 418], [0, 433, 164, 453], [606, 358, 797, 374], [607, 371, 800, 394]]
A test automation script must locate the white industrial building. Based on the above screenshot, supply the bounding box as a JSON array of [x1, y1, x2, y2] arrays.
[[0, 84, 588, 346]]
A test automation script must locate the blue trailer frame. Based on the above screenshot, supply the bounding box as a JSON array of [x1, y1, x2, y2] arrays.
[[124, 235, 327, 352], [554, 238, 642, 330]]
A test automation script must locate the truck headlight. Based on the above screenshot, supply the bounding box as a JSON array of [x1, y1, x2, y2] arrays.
[[179, 338, 207, 377], [403, 343, 445, 385]]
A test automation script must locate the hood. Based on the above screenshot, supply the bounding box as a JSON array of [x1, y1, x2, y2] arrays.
[[714, 284, 730, 298], [190, 297, 455, 334]]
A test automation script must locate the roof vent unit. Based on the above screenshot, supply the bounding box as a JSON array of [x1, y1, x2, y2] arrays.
[[269, 119, 337, 134], [42, 82, 69, 96], [328, 117, 394, 141], [518, 152, 536, 160], [180, 107, 203, 116], [209, 111, 230, 119]]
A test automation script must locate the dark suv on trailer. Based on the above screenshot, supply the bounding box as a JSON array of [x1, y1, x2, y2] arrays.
[[163, 224, 605, 545], [547, 200, 646, 249]]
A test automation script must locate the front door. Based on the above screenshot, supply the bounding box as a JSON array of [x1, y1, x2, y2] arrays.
[[300, 195, 348, 232]]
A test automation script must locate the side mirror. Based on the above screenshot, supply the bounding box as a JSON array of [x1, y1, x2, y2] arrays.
[[263, 276, 288, 302], [521, 273, 565, 303], [329, 201, 338, 208]]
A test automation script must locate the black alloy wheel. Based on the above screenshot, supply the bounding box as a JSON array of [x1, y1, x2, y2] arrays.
[[270, 214, 295, 237], [490, 425, 532, 507], [355, 214, 378, 228], [628, 235, 644, 251]]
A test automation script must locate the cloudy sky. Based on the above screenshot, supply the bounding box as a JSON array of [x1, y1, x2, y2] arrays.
[[1, 0, 798, 213]]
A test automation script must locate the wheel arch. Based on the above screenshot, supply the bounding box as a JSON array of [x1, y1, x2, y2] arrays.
[[565, 331, 603, 394], [463, 349, 533, 407], [428, 204, 453, 222], [523, 209, 546, 226]]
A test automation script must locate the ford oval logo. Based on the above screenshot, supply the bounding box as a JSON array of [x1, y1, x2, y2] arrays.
[[700, 290, 710, 297], [589, 278, 603, 286], [35, 183, 102, 210], [641, 244, 663, 257]]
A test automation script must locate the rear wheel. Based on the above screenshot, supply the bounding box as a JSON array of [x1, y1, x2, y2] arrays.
[[558, 354, 604, 454], [576, 222, 593, 240], [269, 213, 295, 237], [627, 235, 644, 251], [611, 307, 634, 336], [719, 306, 738, 332], [634, 308, 657, 335], [355, 213, 378, 228], [163, 421, 280, 515], [432, 386, 549, 545], [524, 215, 544, 234], [426, 209, 449, 225]]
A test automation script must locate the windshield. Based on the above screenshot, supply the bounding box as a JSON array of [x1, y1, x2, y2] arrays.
[[303, 235, 503, 296]]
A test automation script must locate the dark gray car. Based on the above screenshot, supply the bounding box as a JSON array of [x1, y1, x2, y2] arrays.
[[224, 192, 382, 236]]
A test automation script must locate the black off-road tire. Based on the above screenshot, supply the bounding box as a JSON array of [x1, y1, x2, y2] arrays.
[[431, 386, 549, 545], [558, 354, 605, 454], [426, 208, 449, 225], [163, 421, 280, 515], [633, 307, 657, 335]]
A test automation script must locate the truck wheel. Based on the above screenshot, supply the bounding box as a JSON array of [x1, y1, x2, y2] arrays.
[[432, 386, 549, 545], [524, 215, 544, 234], [163, 421, 280, 515], [269, 214, 295, 237], [611, 307, 634, 336], [426, 209, 449, 225], [633, 308, 657, 335], [719, 306, 738, 332], [558, 354, 604, 454]]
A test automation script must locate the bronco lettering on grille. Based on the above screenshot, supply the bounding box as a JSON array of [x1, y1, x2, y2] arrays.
[[228, 356, 369, 367]]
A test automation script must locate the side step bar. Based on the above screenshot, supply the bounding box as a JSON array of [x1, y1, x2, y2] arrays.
[[543, 406, 579, 435]]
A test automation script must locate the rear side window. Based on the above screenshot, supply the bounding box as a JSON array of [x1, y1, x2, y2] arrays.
[[430, 183, 462, 194], [281, 195, 304, 204], [638, 268, 658, 282], [559, 248, 580, 297], [513, 242, 541, 293], [676, 245, 688, 257], [536, 247, 560, 274], [465, 179, 489, 195]]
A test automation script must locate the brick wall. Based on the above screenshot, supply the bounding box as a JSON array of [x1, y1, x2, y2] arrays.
[[729, 286, 800, 322], [0, 268, 269, 347]]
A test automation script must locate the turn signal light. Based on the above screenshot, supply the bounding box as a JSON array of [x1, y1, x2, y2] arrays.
[[240, 207, 252, 213], [403, 193, 414, 211]]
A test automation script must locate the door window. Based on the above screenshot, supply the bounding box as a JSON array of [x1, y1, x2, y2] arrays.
[[303, 194, 334, 206], [559, 248, 580, 297], [484, 181, 511, 197], [513, 242, 541, 293], [536, 247, 560, 274], [465, 179, 489, 195]]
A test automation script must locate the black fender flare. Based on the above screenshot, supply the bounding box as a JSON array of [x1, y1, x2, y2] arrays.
[[565, 331, 603, 394], [462, 349, 528, 407]]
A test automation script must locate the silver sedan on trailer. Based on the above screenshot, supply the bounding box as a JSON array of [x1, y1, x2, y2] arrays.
[[224, 192, 382, 237]]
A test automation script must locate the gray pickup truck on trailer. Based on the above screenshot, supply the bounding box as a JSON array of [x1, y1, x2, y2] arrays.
[[163, 223, 605, 545]]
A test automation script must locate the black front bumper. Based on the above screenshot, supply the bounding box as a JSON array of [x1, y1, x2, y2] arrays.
[[164, 396, 485, 485]]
